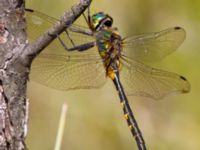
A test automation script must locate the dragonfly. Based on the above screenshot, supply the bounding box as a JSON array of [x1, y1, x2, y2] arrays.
[[26, 7, 190, 150]]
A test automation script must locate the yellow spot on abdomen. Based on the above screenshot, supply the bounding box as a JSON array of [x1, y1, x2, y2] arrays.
[[107, 69, 115, 80], [120, 102, 125, 108], [124, 113, 129, 120], [129, 125, 133, 130]]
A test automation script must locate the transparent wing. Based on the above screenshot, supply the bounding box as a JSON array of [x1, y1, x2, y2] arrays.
[[26, 9, 107, 90], [120, 57, 190, 100], [30, 49, 107, 90], [26, 9, 94, 51], [122, 27, 186, 63]]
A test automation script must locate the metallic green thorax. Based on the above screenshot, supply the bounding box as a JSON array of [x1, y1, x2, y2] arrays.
[[96, 29, 113, 54], [95, 28, 122, 72]]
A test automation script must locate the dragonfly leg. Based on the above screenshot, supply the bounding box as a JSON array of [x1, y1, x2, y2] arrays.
[[57, 35, 95, 51], [63, 26, 93, 49], [68, 26, 93, 36], [70, 5, 90, 26], [82, 5, 91, 27], [88, 5, 91, 23], [83, 13, 88, 25], [64, 30, 75, 47]]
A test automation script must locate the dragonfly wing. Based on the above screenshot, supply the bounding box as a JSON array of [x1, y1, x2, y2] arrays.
[[30, 50, 107, 90], [120, 57, 190, 100], [26, 9, 106, 90], [26, 9, 94, 50], [122, 27, 186, 63]]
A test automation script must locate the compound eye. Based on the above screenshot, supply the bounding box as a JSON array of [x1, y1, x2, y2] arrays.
[[104, 20, 112, 27]]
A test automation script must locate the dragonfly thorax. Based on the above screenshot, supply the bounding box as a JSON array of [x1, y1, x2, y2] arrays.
[[95, 28, 123, 74]]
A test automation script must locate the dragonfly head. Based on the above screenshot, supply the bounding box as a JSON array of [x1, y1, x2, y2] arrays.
[[90, 12, 113, 31]]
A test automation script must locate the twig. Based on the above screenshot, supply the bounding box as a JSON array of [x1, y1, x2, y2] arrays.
[[54, 103, 68, 150]]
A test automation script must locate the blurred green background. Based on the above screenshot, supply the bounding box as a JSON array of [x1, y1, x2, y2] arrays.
[[26, 0, 199, 150]]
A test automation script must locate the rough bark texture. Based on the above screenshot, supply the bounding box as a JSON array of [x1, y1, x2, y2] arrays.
[[0, 0, 91, 149]]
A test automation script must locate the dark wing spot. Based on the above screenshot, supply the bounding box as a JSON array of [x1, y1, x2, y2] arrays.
[[174, 26, 181, 30], [179, 76, 190, 93], [180, 76, 187, 81], [25, 8, 34, 12]]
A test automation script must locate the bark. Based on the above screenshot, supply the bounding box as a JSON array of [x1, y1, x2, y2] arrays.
[[0, 0, 91, 149]]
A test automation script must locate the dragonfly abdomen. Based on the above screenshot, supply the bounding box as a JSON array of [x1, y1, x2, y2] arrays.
[[111, 72, 147, 150]]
